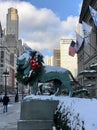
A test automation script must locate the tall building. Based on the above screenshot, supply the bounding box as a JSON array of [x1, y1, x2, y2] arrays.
[[53, 49, 60, 66], [45, 56, 53, 66], [0, 7, 24, 94], [6, 7, 19, 40], [60, 39, 77, 77], [6, 7, 23, 92], [0, 23, 10, 93], [6, 7, 23, 55]]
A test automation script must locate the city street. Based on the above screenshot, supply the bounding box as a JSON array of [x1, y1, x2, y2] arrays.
[[0, 102, 21, 130]]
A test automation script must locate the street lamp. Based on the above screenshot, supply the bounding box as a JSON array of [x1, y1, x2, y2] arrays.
[[22, 84, 24, 99], [15, 82, 19, 102], [3, 69, 9, 95]]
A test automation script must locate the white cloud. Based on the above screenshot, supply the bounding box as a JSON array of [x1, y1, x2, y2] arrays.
[[0, 1, 79, 56]]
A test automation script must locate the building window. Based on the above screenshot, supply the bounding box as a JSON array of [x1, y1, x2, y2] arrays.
[[1, 51, 4, 58], [0, 64, 3, 67], [1, 59, 3, 62]]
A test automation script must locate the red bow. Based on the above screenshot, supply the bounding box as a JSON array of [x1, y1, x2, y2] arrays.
[[30, 58, 41, 70]]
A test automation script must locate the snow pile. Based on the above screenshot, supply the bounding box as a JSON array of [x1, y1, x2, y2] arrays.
[[24, 95, 97, 130], [58, 97, 97, 130], [44, 65, 67, 73]]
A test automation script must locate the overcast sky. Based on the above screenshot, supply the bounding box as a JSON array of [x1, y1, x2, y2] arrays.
[[0, 0, 82, 56]]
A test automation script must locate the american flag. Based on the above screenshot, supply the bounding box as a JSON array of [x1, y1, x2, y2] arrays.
[[69, 40, 76, 57]]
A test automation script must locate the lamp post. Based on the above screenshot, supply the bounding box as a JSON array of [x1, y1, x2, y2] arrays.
[[3, 69, 9, 95], [15, 82, 19, 102], [22, 84, 24, 100]]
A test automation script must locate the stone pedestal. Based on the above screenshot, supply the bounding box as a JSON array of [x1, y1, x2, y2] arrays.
[[17, 97, 59, 130]]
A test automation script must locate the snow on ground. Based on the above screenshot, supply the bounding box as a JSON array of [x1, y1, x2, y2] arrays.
[[58, 97, 97, 130], [0, 102, 20, 129], [24, 95, 97, 130]]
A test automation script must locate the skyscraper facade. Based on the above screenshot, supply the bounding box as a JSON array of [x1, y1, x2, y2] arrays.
[[6, 7, 18, 40], [53, 49, 60, 66], [0, 7, 24, 94], [60, 38, 77, 77]]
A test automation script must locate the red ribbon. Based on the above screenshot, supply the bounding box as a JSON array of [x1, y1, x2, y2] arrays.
[[30, 58, 41, 70]]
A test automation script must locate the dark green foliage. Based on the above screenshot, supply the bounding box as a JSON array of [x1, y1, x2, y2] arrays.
[[54, 106, 62, 130], [53, 105, 85, 130], [54, 105, 71, 130]]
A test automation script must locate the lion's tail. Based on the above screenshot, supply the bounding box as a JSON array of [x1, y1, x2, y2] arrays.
[[68, 70, 83, 87]]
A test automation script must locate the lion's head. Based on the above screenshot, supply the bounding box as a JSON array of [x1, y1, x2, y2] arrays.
[[16, 49, 44, 85]]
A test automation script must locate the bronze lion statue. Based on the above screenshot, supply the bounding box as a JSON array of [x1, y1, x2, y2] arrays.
[[16, 49, 81, 96]]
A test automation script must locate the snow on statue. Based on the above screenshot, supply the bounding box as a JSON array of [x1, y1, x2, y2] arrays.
[[16, 46, 81, 96]]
